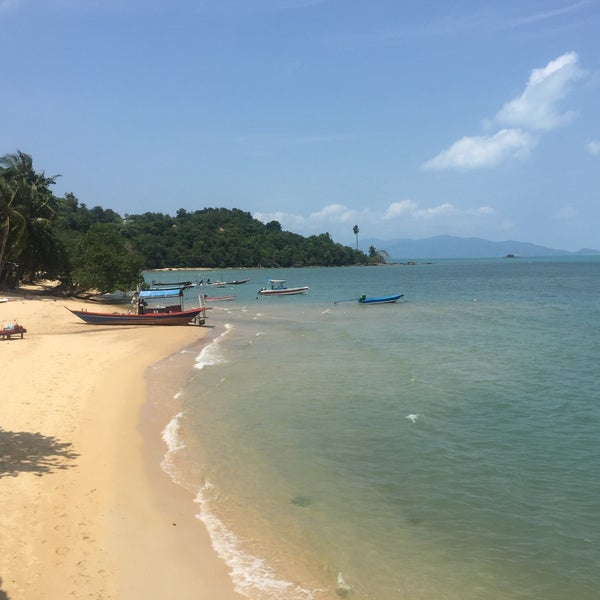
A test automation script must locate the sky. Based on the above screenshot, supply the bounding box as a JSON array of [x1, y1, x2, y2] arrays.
[[1, 0, 599, 251]]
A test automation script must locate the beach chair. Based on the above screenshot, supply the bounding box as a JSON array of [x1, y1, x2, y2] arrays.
[[0, 323, 27, 340]]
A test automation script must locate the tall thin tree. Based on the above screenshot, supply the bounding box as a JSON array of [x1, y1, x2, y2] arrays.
[[353, 225, 359, 250]]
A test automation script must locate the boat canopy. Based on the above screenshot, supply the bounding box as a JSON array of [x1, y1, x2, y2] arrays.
[[139, 288, 184, 299]]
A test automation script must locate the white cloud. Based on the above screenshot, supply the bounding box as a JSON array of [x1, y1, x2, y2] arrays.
[[254, 200, 498, 241], [423, 129, 536, 170], [495, 52, 586, 131], [383, 200, 419, 219], [587, 140, 600, 155], [468, 206, 496, 216], [423, 52, 586, 171], [254, 203, 360, 233]]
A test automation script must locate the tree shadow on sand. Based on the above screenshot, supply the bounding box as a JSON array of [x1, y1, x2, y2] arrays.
[[0, 428, 79, 478], [0, 576, 9, 599]]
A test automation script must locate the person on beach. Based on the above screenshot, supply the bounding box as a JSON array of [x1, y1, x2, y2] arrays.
[[136, 295, 147, 314]]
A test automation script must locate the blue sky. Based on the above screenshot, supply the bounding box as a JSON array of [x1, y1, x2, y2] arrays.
[[1, 0, 599, 251]]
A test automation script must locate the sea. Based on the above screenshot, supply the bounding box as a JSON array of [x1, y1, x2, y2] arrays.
[[144, 257, 600, 600]]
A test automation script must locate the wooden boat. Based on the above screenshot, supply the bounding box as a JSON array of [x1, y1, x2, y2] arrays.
[[258, 279, 309, 296], [150, 280, 195, 289], [203, 294, 236, 302], [225, 278, 251, 285], [66, 306, 207, 326], [358, 293, 403, 304]]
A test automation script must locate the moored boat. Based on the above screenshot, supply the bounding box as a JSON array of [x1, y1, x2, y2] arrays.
[[334, 293, 404, 305], [150, 280, 196, 289], [358, 293, 403, 304], [258, 279, 309, 296], [225, 278, 251, 285], [203, 294, 236, 302]]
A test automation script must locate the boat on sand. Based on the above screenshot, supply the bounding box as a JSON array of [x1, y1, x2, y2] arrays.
[[66, 306, 208, 326]]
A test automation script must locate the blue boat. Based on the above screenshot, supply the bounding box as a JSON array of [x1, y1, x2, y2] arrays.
[[358, 293, 403, 304], [334, 293, 404, 305]]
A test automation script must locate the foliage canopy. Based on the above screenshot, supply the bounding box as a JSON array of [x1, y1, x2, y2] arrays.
[[1, 150, 380, 293]]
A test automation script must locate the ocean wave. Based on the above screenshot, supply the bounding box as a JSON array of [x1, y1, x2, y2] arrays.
[[194, 323, 233, 370], [160, 411, 190, 488], [194, 482, 317, 600]]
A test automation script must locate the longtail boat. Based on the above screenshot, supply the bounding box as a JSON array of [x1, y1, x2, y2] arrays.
[[203, 294, 236, 302], [358, 293, 404, 304], [150, 280, 195, 289], [66, 306, 208, 326], [334, 293, 404, 305]]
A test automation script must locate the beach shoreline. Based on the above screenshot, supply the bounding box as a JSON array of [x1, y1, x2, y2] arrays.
[[0, 292, 242, 599]]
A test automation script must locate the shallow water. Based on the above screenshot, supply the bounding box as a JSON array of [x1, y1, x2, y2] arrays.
[[152, 258, 600, 599]]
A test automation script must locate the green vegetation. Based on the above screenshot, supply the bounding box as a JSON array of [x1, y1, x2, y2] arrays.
[[1, 151, 380, 293]]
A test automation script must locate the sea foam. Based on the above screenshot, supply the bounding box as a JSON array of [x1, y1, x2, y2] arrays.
[[194, 482, 316, 600], [160, 411, 189, 488], [194, 323, 233, 370]]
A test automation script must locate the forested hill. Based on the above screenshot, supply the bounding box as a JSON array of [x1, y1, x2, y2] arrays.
[[1, 150, 372, 292], [57, 202, 368, 270]]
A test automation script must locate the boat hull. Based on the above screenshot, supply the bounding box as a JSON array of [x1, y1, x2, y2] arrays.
[[203, 295, 236, 302], [151, 280, 195, 289], [258, 286, 309, 296], [66, 307, 206, 325], [358, 294, 404, 304]]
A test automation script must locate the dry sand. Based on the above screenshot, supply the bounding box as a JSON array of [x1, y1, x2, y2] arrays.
[[0, 291, 243, 599]]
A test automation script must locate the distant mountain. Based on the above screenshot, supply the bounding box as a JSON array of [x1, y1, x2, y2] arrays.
[[360, 235, 599, 259], [575, 248, 600, 255]]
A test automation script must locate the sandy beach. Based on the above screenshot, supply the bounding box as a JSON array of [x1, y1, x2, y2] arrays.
[[0, 291, 243, 599]]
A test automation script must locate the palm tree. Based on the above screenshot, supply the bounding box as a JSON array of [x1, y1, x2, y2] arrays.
[[0, 179, 28, 286], [353, 225, 359, 250], [0, 151, 60, 286]]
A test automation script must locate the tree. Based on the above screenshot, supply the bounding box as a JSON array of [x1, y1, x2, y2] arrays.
[[70, 223, 144, 293], [353, 225, 359, 250], [0, 179, 27, 287], [0, 151, 62, 286]]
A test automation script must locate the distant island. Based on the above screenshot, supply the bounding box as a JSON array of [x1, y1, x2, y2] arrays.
[[360, 235, 600, 260]]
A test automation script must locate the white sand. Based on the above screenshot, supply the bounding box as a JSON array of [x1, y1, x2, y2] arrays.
[[0, 293, 243, 599]]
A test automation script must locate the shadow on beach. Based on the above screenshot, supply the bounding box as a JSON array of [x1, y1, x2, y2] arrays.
[[0, 428, 79, 478], [0, 576, 9, 599]]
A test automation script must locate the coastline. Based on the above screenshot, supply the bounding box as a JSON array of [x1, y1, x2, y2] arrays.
[[0, 293, 242, 599]]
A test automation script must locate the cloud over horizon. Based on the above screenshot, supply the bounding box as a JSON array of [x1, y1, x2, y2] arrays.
[[423, 129, 536, 170], [423, 52, 586, 171], [254, 200, 498, 242]]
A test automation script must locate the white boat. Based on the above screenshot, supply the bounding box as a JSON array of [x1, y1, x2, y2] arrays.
[[258, 279, 309, 296]]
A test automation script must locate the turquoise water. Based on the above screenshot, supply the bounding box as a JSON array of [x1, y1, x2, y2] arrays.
[[151, 258, 600, 599]]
